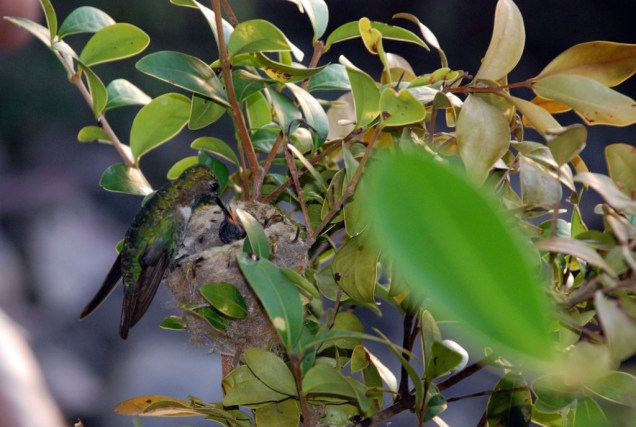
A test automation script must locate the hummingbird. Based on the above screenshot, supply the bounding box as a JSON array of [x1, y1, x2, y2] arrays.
[[79, 164, 245, 339]]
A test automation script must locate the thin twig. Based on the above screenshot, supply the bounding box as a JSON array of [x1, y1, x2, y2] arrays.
[[291, 355, 313, 426], [300, 40, 325, 91], [443, 80, 533, 94], [437, 353, 498, 392], [211, 0, 263, 199], [220, 0, 239, 26], [262, 132, 284, 176], [285, 143, 313, 236], [446, 387, 528, 403]]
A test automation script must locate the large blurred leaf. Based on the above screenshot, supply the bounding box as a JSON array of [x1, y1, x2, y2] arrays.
[[79, 23, 149, 66], [99, 164, 152, 195], [364, 152, 556, 362], [475, 0, 525, 81], [605, 143, 636, 199], [130, 93, 191, 162], [136, 51, 228, 106], [570, 398, 607, 427], [536, 41, 636, 87], [237, 254, 303, 352], [456, 94, 510, 184], [533, 75, 636, 126], [585, 371, 636, 408], [58, 6, 115, 37]]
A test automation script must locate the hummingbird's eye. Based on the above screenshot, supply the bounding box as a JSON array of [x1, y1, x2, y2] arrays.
[[210, 181, 219, 193]]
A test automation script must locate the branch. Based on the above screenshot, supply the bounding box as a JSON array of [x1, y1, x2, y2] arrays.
[[291, 355, 313, 426], [211, 0, 263, 199], [437, 353, 498, 392], [284, 143, 313, 236]]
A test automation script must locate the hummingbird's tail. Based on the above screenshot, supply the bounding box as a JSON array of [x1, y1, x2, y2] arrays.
[[80, 254, 123, 320]]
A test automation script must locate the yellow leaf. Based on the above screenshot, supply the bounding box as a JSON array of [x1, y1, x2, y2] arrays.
[[475, 0, 525, 81], [115, 395, 200, 417], [537, 41, 636, 87]]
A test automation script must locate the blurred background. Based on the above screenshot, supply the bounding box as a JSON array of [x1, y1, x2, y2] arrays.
[[0, 0, 634, 426]]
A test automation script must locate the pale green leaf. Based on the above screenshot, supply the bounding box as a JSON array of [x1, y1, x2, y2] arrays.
[[456, 94, 510, 184], [191, 136, 239, 165], [346, 67, 380, 127], [380, 88, 426, 127], [533, 75, 636, 126], [487, 372, 532, 427], [475, 0, 525, 81], [286, 83, 329, 142], [130, 93, 191, 161], [535, 237, 616, 277], [331, 235, 379, 304], [79, 23, 149, 66], [58, 6, 115, 37], [40, 0, 57, 44], [166, 157, 199, 180], [189, 94, 226, 130], [575, 172, 636, 215], [236, 209, 270, 259], [547, 124, 587, 166], [255, 400, 300, 427], [244, 348, 297, 396], [99, 163, 153, 195], [605, 143, 636, 199], [78, 63, 107, 116], [106, 79, 151, 111]]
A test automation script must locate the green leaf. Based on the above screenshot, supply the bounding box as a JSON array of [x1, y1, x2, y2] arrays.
[[223, 365, 290, 407], [244, 348, 297, 396], [364, 152, 556, 363], [506, 95, 561, 137], [571, 398, 607, 427], [191, 136, 239, 165], [426, 340, 468, 380], [99, 163, 153, 195], [200, 282, 248, 319], [78, 63, 108, 117], [287, 0, 329, 40], [185, 303, 229, 332], [532, 374, 578, 412], [189, 94, 226, 130], [585, 371, 636, 408], [40, 0, 57, 44], [115, 395, 199, 417], [281, 268, 320, 299], [169, 0, 233, 50], [136, 51, 228, 106], [286, 83, 329, 142], [160, 315, 186, 330], [77, 125, 109, 143], [228, 19, 295, 58], [346, 67, 380, 127], [605, 143, 636, 199], [105, 79, 151, 111], [329, 311, 365, 350], [236, 209, 270, 259], [252, 52, 327, 83], [475, 0, 525, 81], [574, 172, 636, 215], [130, 93, 191, 162], [3, 17, 51, 46], [536, 41, 636, 87], [79, 23, 149, 66], [302, 364, 371, 411], [380, 88, 426, 127], [307, 64, 350, 91], [324, 20, 428, 52], [255, 400, 300, 427], [166, 157, 200, 180], [456, 94, 510, 184], [58, 6, 115, 37], [487, 372, 532, 427], [197, 152, 229, 192], [519, 155, 562, 209], [268, 88, 302, 131], [547, 124, 587, 166], [237, 254, 303, 352], [331, 235, 379, 304], [533, 75, 636, 126]]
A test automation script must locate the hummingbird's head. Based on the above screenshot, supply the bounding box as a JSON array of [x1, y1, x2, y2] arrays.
[[216, 196, 246, 244], [176, 164, 220, 207]]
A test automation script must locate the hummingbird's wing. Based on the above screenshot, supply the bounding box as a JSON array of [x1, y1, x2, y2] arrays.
[[79, 253, 122, 320], [119, 238, 171, 339]]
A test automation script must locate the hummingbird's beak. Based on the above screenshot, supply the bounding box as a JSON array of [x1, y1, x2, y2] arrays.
[[215, 196, 239, 224]]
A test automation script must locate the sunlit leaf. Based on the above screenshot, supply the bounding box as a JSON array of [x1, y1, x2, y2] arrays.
[[4, 16, 51, 46], [58, 6, 115, 37], [166, 156, 199, 179], [605, 143, 636, 199], [364, 152, 556, 362], [229, 19, 298, 59], [380, 88, 426, 127], [287, 0, 328, 40], [115, 396, 199, 417], [191, 136, 239, 165], [159, 315, 186, 331], [537, 41, 636, 87], [237, 254, 303, 352], [106, 79, 151, 111], [487, 372, 532, 427], [184, 302, 229, 332], [346, 67, 380, 127], [456, 94, 510, 184], [286, 83, 329, 143], [507, 95, 561, 137], [236, 209, 270, 259], [533, 75, 636, 126], [77, 125, 109, 143], [475, 0, 525, 81], [79, 23, 149, 66], [78, 63, 107, 117], [252, 52, 326, 83], [575, 172, 636, 215], [99, 163, 152, 195], [136, 51, 228, 106], [40, 0, 57, 44], [426, 340, 469, 380], [244, 348, 297, 395], [130, 93, 191, 162], [324, 20, 428, 52]]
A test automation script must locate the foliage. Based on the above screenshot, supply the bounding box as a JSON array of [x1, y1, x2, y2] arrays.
[[6, 0, 636, 425]]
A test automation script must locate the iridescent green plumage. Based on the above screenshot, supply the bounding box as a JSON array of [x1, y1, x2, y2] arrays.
[[80, 164, 239, 339]]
